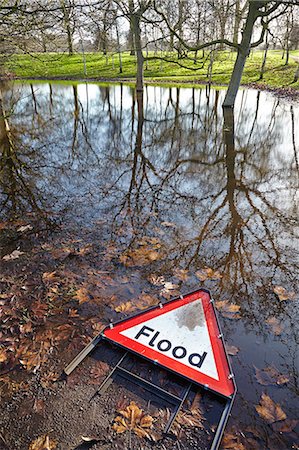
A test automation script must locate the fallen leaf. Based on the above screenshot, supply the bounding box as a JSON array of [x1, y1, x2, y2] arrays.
[[68, 308, 79, 318], [227, 345, 239, 356], [266, 317, 283, 336], [272, 419, 298, 433], [42, 272, 58, 283], [2, 250, 24, 261], [0, 349, 8, 363], [148, 275, 165, 286], [114, 301, 135, 313], [29, 434, 57, 450], [74, 287, 90, 304], [273, 286, 296, 302], [90, 362, 110, 381], [215, 300, 240, 319], [254, 366, 290, 386], [222, 431, 246, 450], [135, 293, 159, 310], [17, 225, 33, 232], [112, 401, 154, 439], [33, 399, 45, 413], [255, 393, 286, 423], [40, 371, 60, 388], [159, 282, 179, 299], [119, 238, 163, 267], [173, 269, 189, 281], [195, 267, 222, 281], [161, 221, 176, 228]]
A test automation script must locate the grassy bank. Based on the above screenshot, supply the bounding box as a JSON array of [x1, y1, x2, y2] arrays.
[[3, 49, 299, 89]]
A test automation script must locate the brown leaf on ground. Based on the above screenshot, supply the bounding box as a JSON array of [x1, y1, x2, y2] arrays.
[[195, 267, 222, 281], [272, 419, 298, 433], [17, 224, 33, 232], [215, 300, 241, 319], [266, 317, 284, 336], [222, 431, 246, 450], [40, 371, 60, 388], [227, 345, 239, 356], [255, 393, 286, 423], [74, 287, 90, 304], [190, 391, 202, 413], [19, 322, 33, 334], [173, 269, 189, 281], [112, 401, 154, 439], [175, 409, 204, 429], [28, 434, 57, 450], [254, 366, 290, 386], [2, 250, 24, 261], [273, 286, 296, 302], [33, 399, 45, 413], [42, 272, 58, 283], [68, 308, 79, 318], [90, 362, 110, 381], [0, 349, 8, 363]]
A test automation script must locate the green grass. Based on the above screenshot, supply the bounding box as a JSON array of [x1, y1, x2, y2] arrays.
[[3, 49, 299, 89]]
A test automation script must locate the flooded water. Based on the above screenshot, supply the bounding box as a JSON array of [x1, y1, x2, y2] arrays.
[[0, 81, 298, 449]]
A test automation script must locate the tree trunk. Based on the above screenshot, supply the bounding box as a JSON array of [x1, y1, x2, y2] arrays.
[[293, 64, 299, 83], [259, 29, 269, 80], [233, 0, 241, 47], [60, 0, 73, 56], [129, 25, 135, 55], [116, 21, 123, 73], [130, 10, 144, 92], [223, 1, 260, 108]]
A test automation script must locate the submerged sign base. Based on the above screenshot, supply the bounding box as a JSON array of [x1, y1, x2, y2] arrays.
[[64, 289, 236, 450]]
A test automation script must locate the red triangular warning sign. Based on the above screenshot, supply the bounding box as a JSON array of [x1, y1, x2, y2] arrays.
[[104, 290, 235, 398]]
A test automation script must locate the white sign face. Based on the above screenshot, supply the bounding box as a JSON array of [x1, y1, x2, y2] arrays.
[[120, 299, 219, 380]]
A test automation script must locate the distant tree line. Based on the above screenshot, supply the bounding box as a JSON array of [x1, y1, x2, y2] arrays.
[[0, 0, 299, 106]]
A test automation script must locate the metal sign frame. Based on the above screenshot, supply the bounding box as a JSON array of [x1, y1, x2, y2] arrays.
[[64, 288, 237, 450]]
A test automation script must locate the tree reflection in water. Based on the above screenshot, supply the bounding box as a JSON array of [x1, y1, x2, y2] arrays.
[[0, 81, 298, 448]]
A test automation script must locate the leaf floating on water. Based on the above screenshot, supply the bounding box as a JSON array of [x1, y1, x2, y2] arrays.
[[173, 269, 189, 281], [222, 431, 246, 450], [148, 275, 165, 286], [114, 301, 135, 313], [135, 293, 159, 310], [227, 345, 239, 356], [195, 267, 222, 282], [215, 300, 240, 319], [255, 393, 286, 423], [266, 317, 283, 336], [159, 281, 179, 299], [2, 250, 24, 261], [112, 401, 154, 439], [273, 286, 296, 302], [272, 419, 298, 433], [254, 365, 290, 386], [119, 237, 163, 267], [28, 434, 57, 450], [161, 221, 176, 228]]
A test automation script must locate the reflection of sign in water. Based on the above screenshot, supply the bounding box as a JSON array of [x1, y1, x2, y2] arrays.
[[104, 291, 234, 397]]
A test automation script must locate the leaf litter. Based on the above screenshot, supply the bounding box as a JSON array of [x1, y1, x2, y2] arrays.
[[255, 393, 286, 423]]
